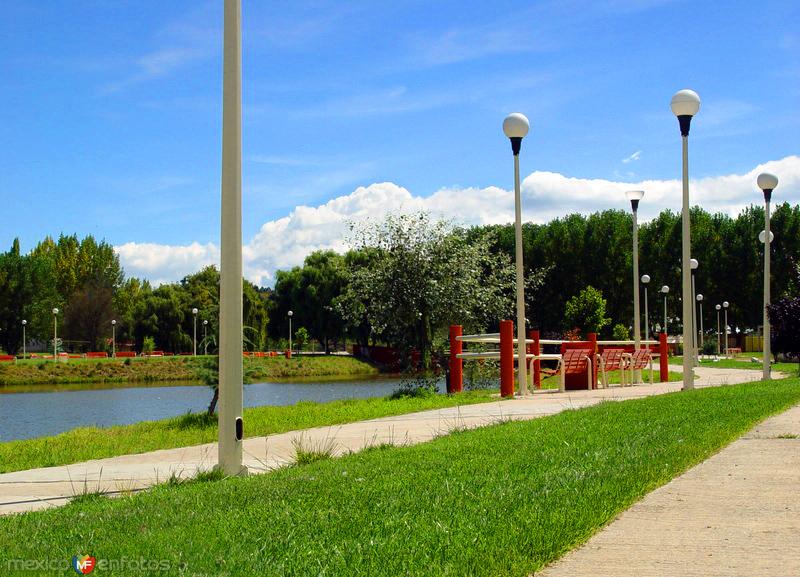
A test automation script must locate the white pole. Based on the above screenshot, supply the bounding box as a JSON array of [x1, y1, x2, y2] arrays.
[[644, 284, 649, 343], [691, 273, 698, 366], [681, 135, 694, 389], [218, 0, 245, 476], [513, 152, 528, 395], [22, 322, 26, 360], [764, 200, 771, 380], [112, 322, 116, 358], [289, 315, 293, 353], [716, 309, 721, 356], [664, 295, 668, 335], [699, 301, 703, 354], [724, 308, 728, 356], [53, 311, 58, 362], [632, 211, 641, 350]]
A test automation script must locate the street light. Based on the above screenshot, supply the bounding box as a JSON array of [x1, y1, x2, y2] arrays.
[[672, 88, 700, 390], [52, 307, 59, 362], [690, 258, 699, 366], [641, 274, 651, 343], [288, 310, 294, 354], [203, 320, 209, 355], [626, 190, 645, 350], [503, 112, 531, 395], [758, 172, 778, 380], [715, 304, 721, 356], [661, 285, 669, 335], [696, 293, 704, 357], [21, 319, 27, 360], [192, 308, 199, 356], [111, 319, 117, 358], [218, 0, 245, 477], [723, 301, 730, 356]]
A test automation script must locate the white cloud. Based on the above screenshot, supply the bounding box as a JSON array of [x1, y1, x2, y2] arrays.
[[115, 156, 800, 287]]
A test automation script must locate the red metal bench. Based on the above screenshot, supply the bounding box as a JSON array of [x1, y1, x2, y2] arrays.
[[557, 348, 594, 391], [595, 348, 626, 388], [116, 351, 136, 358], [624, 349, 653, 385], [86, 352, 108, 359], [0, 355, 15, 363]]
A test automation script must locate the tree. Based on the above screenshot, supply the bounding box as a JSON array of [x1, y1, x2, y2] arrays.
[[341, 212, 517, 369], [767, 263, 800, 375], [564, 286, 611, 335], [294, 326, 309, 353]]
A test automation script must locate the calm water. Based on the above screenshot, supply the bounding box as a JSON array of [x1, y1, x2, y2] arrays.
[[0, 377, 437, 442]]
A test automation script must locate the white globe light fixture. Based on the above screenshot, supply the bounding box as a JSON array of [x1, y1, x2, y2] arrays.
[[758, 230, 775, 243], [503, 112, 531, 396], [626, 190, 645, 350], [757, 172, 778, 380], [672, 89, 700, 390]]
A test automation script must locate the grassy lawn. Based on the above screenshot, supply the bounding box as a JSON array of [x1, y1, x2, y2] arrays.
[[0, 354, 380, 387], [671, 355, 798, 376], [538, 369, 683, 389], [2, 379, 798, 577], [0, 390, 495, 473]]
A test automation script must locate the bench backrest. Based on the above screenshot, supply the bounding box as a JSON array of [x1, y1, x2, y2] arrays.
[[630, 349, 651, 369], [562, 348, 591, 374], [599, 348, 625, 368]]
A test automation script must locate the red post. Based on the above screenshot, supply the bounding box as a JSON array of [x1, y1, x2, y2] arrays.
[[530, 330, 541, 389], [588, 332, 598, 389], [499, 320, 515, 397], [659, 332, 669, 382], [449, 325, 463, 393]]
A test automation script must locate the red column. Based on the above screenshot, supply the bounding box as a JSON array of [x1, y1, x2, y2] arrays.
[[499, 320, 514, 397], [530, 330, 541, 389], [588, 333, 598, 389], [659, 332, 669, 382], [449, 325, 463, 393]]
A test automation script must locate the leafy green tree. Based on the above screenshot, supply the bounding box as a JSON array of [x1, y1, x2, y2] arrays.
[[612, 323, 630, 341], [341, 212, 516, 368], [564, 286, 611, 335], [294, 326, 309, 352]]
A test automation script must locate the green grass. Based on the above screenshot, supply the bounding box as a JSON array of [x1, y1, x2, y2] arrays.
[[0, 354, 380, 387], [2, 379, 799, 577], [537, 369, 683, 389], [671, 355, 799, 376], [0, 390, 495, 473]]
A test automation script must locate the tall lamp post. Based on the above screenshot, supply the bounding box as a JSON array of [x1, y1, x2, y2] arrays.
[[52, 307, 59, 362], [111, 319, 116, 357], [723, 301, 729, 356], [203, 320, 209, 355], [192, 308, 199, 356], [715, 304, 722, 355], [696, 294, 704, 357], [661, 285, 669, 335], [641, 274, 651, 343], [626, 190, 645, 349], [503, 112, 531, 395], [21, 319, 27, 360], [690, 258, 699, 366], [288, 310, 293, 354], [671, 89, 700, 389], [218, 0, 245, 476], [758, 172, 778, 380]]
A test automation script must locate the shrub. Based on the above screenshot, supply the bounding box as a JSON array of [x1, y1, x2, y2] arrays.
[[612, 323, 630, 341], [564, 286, 611, 335], [391, 372, 438, 399]]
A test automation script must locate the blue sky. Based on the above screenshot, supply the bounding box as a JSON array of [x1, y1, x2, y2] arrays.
[[1, 0, 798, 285]]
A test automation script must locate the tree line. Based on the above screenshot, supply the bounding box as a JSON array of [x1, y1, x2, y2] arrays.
[[1, 204, 798, 361]]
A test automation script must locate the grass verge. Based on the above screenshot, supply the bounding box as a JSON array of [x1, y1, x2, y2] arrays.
[[2, 379, 799, 577], [0, 354, 380, 388], [0, 390, 495, 473], [671, 356, 798, 375]]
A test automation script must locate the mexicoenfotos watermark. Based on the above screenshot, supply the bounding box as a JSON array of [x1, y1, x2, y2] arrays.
[[4, 555, 175, 574]]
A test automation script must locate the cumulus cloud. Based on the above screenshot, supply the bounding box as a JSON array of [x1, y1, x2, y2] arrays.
[[115, 156, 800, 287]]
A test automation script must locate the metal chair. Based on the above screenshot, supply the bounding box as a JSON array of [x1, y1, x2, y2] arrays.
[[595, 348, 626, 388]]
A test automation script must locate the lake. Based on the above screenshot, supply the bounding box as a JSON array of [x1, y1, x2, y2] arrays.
[[0, 377, 438, 442]]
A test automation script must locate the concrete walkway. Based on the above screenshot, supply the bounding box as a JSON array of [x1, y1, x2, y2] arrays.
[[537, 402, 800, 577], [0, 365, 774, 516]]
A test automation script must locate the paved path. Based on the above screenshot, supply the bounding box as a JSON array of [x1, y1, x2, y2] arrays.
[[0, 365, 773, 516], [537, 402, 800, 577]]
